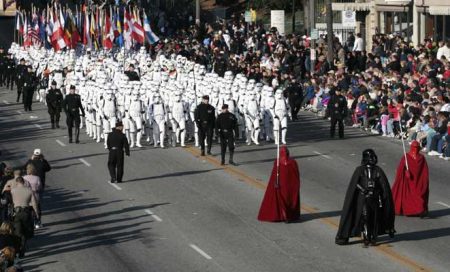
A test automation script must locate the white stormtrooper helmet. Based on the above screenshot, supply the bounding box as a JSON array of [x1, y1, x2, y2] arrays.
[[275, 89, 283, 99]]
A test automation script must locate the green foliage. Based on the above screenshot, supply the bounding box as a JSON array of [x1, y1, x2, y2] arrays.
[[249, 0, 302, 11]]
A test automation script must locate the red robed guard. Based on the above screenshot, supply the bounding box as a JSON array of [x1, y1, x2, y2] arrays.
[[258, 146, 301, 222], [392, 141, 429, 217]]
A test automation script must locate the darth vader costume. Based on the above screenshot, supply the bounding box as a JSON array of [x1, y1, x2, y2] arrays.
[[335, 149, 395, 246]]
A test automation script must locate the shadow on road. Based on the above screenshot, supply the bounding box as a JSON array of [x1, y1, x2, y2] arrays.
[[124, 169, 222, 183], [22, 186, 167, 271]]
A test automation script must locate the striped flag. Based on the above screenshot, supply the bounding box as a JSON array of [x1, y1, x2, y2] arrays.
[[143, 13, 159, 45], [123, 9, 132, 49], [103, 12, 114, 49], [131, 9, 144, 44], [51, 10, 67, 51], [83, 10, 91, 47]]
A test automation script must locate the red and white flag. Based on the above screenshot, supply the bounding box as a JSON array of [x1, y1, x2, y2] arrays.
[[131, 10, 144, 44], [123, 9, 132, 49], [51, 11, 67, 51], [103, 12, 114, 49]]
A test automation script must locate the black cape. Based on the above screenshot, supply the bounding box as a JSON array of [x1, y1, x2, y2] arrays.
[[335, 165, 395, 243]]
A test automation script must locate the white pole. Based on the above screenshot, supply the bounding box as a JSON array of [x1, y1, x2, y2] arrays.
[[398, 119, 409, 171], [276, 122, 280, 188]]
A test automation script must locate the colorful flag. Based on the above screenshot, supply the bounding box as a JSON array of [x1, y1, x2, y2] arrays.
[[51, 10, 67, 51], [143, 13, 159, 45], [83, 10, 91, 47]]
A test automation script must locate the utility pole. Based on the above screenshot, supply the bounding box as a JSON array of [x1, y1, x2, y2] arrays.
[[292, 0, 296, 33], [195, 0, 200, 25], [326, 0, 334, 64], [309, 0, 315, 74]]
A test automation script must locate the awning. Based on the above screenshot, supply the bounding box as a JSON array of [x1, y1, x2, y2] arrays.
[[332, 2, 373, 11], [428, 6, 450, 15]]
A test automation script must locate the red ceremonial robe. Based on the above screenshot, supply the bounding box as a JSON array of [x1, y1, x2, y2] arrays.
[[392, 141, 429, 216], [258, 146, 301, 222]]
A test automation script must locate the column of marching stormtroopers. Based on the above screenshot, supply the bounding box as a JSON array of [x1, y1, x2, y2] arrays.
[[16, 45, 291, 148]]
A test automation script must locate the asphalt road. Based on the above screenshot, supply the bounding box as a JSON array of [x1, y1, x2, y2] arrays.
[[0, 86, 449, 272]]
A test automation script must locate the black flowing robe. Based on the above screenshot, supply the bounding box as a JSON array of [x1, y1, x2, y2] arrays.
[[335, 165, 395, 243]]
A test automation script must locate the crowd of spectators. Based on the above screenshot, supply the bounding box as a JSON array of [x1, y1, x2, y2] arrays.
[[0, 149, 50, 271], [150, 11, 449, 160]]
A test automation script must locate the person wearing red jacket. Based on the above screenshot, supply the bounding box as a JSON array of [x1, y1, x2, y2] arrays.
[[392, 141, 429, 217], [258, 146, 300, 223]]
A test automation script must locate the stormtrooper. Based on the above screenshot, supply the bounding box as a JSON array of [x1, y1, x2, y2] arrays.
[[169, 91, 188, 147], [261, 86, 275, 142], [101, 86, 118, 149], [149, 93, 167, 148], [271, 88, 289, 145], [245, 91, 261, 145], [128, 89, 145, 148]]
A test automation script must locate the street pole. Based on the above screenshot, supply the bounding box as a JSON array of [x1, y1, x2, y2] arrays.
[[309, 0, 315, 74], [326, 0, 333, 64], [292, 0, 296, 33], [195, 0, 200, 25]]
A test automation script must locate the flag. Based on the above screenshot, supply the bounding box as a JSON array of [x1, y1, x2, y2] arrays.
[[123, 9, 132, 49], [64, 12, 80, 49], [51, 10, 67, 51], [131, 9, 144, 44], [115, 9, 123, 47], [16, 11, 23, 34], [143, 13, 159, 45], [103, 12, 114, 49], [46, 10, 53, 46], [90, 12, 98, 49], [23, 15, 30, 46], [83, 10, 91, 47], [30, 12, 41, 46]]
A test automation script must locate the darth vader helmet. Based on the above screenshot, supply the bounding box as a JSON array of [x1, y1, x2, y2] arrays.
[[361, 149, 378, 166]]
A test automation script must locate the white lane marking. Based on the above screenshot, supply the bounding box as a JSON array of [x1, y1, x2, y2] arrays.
[[189, 244, 212, 260], [34, 124, 42, 129], [108, 182, 122, 191], [3, 100, 9, 104], [79, 158, 91, 167], [144, 209, 163, 222], [56, 140, 66, 147], [16, 110, 22, 115], [437, 202, 450, 208], [30, 115, 38, 119], [313, 151, 332, 159]]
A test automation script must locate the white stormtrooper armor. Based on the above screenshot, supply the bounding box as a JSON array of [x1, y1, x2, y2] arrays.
[[169, 91, 188, 147], [93, 85, 105, 143], [272, 89, 289, 145], [245, 92, 261, 145], [261, 86, 275, 142], [149, 93, 167, 148], [128, 89, 145, 148], [102, 88, 117, 148]]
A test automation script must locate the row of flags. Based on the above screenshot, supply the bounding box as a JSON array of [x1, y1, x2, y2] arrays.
[[15, 4, 160, 51]]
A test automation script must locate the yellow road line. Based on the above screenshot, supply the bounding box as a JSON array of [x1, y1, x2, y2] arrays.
[[185, 146, 432, 272]]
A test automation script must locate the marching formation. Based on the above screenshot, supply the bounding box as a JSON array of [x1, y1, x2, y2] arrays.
[[7, 44, 291, 150]]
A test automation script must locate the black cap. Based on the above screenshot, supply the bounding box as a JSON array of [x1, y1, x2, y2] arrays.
[[69, 85, 76, 90], [115, 121, 124, 127], [202, 95, 209, 100], [222, 104, 228, 109], [51, 80, 57, 86], [20, 58, 25, 62]]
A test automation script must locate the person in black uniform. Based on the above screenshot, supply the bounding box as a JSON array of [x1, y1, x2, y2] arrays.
[[5, 54, 15, 90], [107, 122, 130, 183], [216, 104, 239, 165], [16, 58, 27, 103], [328, 89, 348, 139], [62, 85, 85, 143], [46, 81, 63, 129], [22, 66, 37, 111], [194, 95, 216, 156], [285, 77, 303, 121], [124, 64, 140, 81]]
